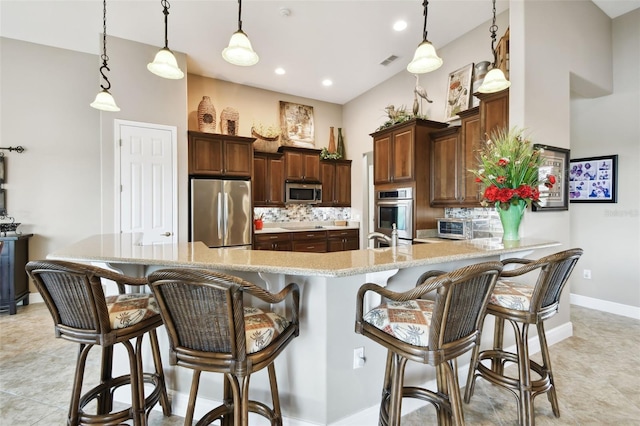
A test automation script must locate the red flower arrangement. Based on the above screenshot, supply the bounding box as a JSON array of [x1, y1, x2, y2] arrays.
[[469, 127, 555, 210]]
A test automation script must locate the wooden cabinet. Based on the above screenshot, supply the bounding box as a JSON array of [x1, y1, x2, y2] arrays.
[[430, 107, 483, 207], [327, 229, 359, 252], [292, 230, 327, 253], [188, 131, 254, 177], [371, 119, 448, 185], [281, 147, 321, 182], [253, 228, 358, 252], [253, 232, 292, 251], [371, 119, 449, 233], [0, 234, 32, 315], [430, 127, 462, 206], [320, 160, 352, 207], [477, 88, 509, 141], [253, 152, 285, 207]]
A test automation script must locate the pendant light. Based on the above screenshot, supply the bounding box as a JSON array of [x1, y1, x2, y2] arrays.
[[478, 0, 511, 93], [90, 0, 120, 111], [222, 0, 259, 66], [147, 0, 184, 79], [407, 0, 443, 74]]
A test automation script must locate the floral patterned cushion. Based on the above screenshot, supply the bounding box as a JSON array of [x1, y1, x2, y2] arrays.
[[490, 280, 535, 311], [244, 307, 290, 354], [363, 300, 435, 347], [106, 293, 160, 329]]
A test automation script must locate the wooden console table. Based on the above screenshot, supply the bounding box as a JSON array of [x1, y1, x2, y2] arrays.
[[0, 233, 32, 315]]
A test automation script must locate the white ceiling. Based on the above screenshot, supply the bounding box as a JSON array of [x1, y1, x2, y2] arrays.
[[1, 1, 638, 105]]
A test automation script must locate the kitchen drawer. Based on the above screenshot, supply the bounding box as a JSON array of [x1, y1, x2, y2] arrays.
[[254, 232, 292, 244], [292, 240, 327, 253], [291, 230, 327, 241], [326, 229, 359, 239]]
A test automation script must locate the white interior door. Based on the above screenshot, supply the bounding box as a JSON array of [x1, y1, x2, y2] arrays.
[[116, 120, 177, 245]]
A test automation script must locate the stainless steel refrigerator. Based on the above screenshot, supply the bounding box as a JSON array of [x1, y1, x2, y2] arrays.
[[190, 178, 252, 248]]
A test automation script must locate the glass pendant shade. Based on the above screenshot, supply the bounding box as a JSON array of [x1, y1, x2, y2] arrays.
[[222, 30, 259, 66], [90, 89, 120, 112], [148, 48, 184, 79], [477, 68, 511, 93], [406, 40, 443, 74]]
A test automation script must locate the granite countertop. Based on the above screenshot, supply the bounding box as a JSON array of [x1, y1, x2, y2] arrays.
[[47, 233, 561, 278], [254, 221, 360, 234]]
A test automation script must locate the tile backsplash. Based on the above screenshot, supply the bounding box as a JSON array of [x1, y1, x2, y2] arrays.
[[255, 205, 351, 223]]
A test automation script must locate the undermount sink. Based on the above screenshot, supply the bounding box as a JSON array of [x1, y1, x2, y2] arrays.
[[280, 225, 325, 231]]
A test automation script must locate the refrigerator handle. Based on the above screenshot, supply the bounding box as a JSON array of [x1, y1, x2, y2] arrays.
[[224, 192, 230, 236], [217, 192, 223, 239]]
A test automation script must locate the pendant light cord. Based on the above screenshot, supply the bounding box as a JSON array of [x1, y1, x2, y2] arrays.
[[162, 0, 170, 48], [421, 0, 429, 42], [489, 0, 499, 66], [98, 0, 112, 91], [237, 0, 243, 32]]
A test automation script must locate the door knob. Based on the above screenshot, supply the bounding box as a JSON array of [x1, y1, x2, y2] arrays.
[[161, 232, 172, 237]]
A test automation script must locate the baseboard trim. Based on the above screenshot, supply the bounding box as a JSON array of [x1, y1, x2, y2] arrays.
[[570, 293, 640, 320]]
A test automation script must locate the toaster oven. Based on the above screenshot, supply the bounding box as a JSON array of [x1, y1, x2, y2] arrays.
[[436, 218, 489, 240]]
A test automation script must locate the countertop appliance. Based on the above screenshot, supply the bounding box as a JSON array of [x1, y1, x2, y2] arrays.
[[375, 187, 413, 242], [285, 182, 322, 204], [190, 178, 252, 248], [436, 218, 489, 240]]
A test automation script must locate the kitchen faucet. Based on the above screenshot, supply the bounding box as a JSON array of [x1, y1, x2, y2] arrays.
[[368, 223, 398, 247]]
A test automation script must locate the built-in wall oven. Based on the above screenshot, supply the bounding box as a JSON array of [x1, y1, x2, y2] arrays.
[[375, 187, 413, 242]]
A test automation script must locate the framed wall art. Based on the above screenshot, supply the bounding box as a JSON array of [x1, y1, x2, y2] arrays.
[[532, 144, 570, 211], [279, 101, 315, 148], [444, 63, 473, 121], [569, 155, 618, 203]]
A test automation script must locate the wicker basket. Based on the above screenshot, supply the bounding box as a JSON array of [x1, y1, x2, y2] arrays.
[[252, 128, 281, 153]]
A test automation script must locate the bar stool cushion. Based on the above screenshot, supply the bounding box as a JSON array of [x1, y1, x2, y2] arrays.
[[363, 299, 435, 347], [489, 280, 534, 311], [244, 307, 290, 353], [106, 293, 160, 329]]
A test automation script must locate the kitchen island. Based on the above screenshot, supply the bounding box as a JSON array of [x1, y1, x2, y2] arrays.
[[48, 234, 561, 425]]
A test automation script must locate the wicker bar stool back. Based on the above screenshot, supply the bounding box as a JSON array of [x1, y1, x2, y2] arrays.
[[148, 268, 300, 426], [464, 248, 583, 426], [355, 261, 504, 426], [25, 260, 171, 426]]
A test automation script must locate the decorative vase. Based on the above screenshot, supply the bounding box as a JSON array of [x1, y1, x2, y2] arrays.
[[497, 199, 526, 242], [328, 126, 336, 153], [337, 128, 345, 158], [197, 96, 216, 133]]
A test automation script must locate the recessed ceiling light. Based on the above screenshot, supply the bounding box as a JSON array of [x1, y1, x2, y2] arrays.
[[275, 67, 286, 75], [322, 79, 333, 87], [393, 20, 407, 31]]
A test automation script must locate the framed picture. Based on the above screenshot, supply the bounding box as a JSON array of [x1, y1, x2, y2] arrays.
[[279, 101, 315, 148], [569, 155, 618, 203], [444, 63, 473, 121], [532, 144, 570, 211]]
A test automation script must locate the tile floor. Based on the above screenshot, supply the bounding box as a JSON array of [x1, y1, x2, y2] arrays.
[[1, 303, 638, 425]]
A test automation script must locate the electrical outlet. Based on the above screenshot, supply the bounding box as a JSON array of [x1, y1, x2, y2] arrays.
[[583, 269, 592, 279], [353, 347, 365, 369]]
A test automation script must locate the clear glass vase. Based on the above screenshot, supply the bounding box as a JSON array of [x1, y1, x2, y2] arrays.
[[497, 199, 526, 241]]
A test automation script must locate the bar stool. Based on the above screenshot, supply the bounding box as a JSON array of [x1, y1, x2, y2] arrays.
[[147, 267, 300, 426], [464, 248, 583, 426], [355, 261, 503, 426], [26, 260, 171, 425]]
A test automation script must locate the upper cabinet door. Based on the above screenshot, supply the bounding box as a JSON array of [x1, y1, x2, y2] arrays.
[[188, 131, 254, 177], [281, 147, 321, 182], [373, 135, 392, 184], [390, 128, 414, 183]]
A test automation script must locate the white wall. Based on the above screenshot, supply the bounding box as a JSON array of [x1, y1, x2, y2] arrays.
[[0, 38, 101, 261], [569, 9, 640, 312]]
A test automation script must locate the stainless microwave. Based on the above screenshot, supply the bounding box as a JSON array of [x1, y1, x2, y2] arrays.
[[285, 182, 322, 204]]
